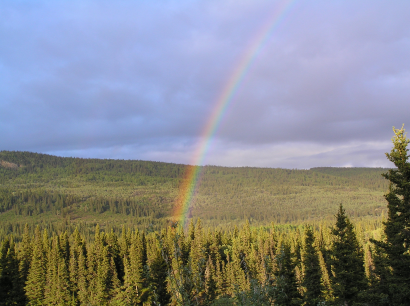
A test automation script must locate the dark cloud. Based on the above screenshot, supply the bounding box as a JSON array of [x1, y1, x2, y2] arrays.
[[1, 0, 409, 167]]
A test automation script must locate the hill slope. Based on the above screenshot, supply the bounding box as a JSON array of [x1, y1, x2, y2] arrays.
[[0, 151, 390, 237]]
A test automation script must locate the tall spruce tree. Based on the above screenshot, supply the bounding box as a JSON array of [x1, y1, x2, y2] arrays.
[[371, 125, 410, 305], [25, 227, 47, 306], [18, 224, 32, 302], [302, 226, 324, 306], [0, 238, 23, 306], [330, 204, 367, 305], [274, 242, 302, 306]]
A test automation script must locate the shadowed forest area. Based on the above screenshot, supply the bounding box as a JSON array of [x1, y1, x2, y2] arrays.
[[1, 127, 410, 305]]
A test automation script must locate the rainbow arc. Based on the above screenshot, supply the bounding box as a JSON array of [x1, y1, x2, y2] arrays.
[[172, 0, 297, 228]]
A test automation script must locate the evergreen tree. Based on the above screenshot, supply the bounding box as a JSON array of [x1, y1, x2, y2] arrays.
[[204, 255, 217, 302], [18, 223, 32, 302], [274, 242, 302, 306], [68, 228, 83, 303], [145, 233, 170, 304], [148, 242, 170, 305], [318, 251, 332, 301], [77, 244, 89, 305], [302, 226, 324, 306], [330, 204, 367, 305], [0, 238, 23, 306], [190, 218, 206, 300], [44, 236, 72, 305], [25, 228, 47, 305], [371, 125, 410, 305], [114, 231, 148, 304], [364, 245, 389, 305], [214, 259, 227, 298]]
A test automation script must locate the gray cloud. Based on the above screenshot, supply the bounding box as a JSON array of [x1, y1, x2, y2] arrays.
[[1, 0, 409, 167]]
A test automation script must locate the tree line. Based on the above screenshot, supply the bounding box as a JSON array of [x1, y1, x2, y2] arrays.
[[0, 202, 407, 305]]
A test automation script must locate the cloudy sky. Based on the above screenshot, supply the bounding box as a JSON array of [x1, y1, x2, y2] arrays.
[[1, 0, 409, 168]]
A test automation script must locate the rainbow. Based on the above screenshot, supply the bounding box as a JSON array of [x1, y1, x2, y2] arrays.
[[172, 0, 297, 228]]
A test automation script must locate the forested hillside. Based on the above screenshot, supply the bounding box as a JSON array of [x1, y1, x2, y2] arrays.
[[1, 126, 408, 306], [0, 151, 389, 240]]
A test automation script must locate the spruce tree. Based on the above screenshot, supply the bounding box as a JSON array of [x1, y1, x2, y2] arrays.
[[147, 243, 170, 305], [44, 236, 72, 305], [115, 231, 148, 305], [214, 259, 227, 298], [190, 218, 206, 300], [330, 204, 367, 305], [274, 242, 302, 306], [0, 238, 23, 306], [204, 255, 217, 302], [371, 125, 410, 305], [25, 227, 47, 306], [18, 223, 32, 300], [302, 226, 324, 306], [77, 246, 89, 306], [318, 250, 332, 300]]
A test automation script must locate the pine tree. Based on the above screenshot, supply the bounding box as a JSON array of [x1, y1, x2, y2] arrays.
[[115, 231, 148, 305], [364, 245, 389, 305], [69, 228, 84, 304], [371, 125, 410, 305], [273, 242, 302, 306], [77, 248, 89, 305], [44, 236, 72, 305], [0, 238, 23, 306], [330, 204, 367, 305], [190, 218, 206, 300], [318, 250, 332, 300], [147, 236, 170, 305], [25, 228, 47, 305], [204, 255, 217, 302], [302, 226, 324, 306], [214, 259, 227, 298], [18, 223, 32, 302]]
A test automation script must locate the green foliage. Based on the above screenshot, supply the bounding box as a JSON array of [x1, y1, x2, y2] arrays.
[[0, 151, 389, 244], [274, 243, 302, 305], [0, 142, 401, 304], [0, 208, 394, 306], [371, 125, 410, 305], [330, 204, 367, 305], [25, 228, 47, 305], [0, 237, 24, 306], [302, 225, 324, 305]]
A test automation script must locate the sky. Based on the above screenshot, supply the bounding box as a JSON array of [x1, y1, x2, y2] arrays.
[[1, 0, 409, 169]]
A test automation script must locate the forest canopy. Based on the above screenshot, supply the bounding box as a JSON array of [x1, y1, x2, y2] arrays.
[[0, 126, 408, 305]]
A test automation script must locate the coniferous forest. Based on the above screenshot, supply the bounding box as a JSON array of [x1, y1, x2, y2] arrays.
[[1, 126, 410, 305]]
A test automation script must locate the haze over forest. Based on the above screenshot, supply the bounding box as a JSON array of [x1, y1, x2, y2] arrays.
[[1, 0, 410, 168]]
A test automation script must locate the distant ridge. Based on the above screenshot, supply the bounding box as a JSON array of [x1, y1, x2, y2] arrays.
[[0, 150, 391, 170], [0, 150, 389, 234]]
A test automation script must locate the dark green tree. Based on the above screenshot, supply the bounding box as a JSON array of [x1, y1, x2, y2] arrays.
[[148, 246, 170, 305], [330, 204, 367, 305], [18, 224, 32, 301], [371, 125, 410, 305], [302, 226, 324, 306], [0, 238, 23, 306], [204, 255, 217, 302], [77, 246, 89, 305], [44, 235, 72, 305], [25, 228, 47, 305], [114, 231, 148, 305], [274, 242, 302, 306]]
